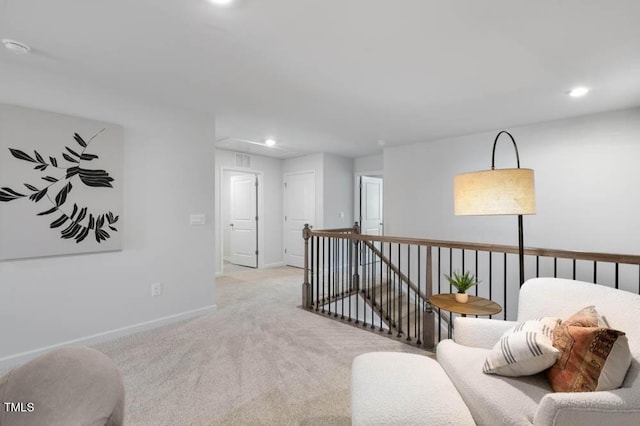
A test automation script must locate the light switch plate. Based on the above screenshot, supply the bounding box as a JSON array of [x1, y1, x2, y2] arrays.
[[190, 214, 206, 225]]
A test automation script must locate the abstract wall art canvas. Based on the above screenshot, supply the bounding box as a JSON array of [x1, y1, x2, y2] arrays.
[[0, 104, 123, 260]]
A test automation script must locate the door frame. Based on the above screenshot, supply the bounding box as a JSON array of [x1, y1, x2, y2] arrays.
[[219, 167, 264, 275], [354, 170, 384, 232], [283, 170, 316, 267]]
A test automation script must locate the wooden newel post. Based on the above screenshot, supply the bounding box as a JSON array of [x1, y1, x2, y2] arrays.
[[423, 245, 435, 350], [302, 223, 312, 308]]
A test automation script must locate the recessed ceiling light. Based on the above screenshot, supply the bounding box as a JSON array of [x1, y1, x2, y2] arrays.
[[568, 87, 590, 98], [208, 0, 234, 5], [1, 39, 31, 54], [265, 139, 276, 147]]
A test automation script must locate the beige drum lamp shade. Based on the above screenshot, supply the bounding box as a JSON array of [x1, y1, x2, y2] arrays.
[[454, 168, 536, 216]]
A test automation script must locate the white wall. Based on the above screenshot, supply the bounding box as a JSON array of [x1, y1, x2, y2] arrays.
[[215, 149, 283, 273], [323, 154, 354, 229], [354, 153, 383, 173], [384, 107, 640, 255], [0, 63, 216, 368]]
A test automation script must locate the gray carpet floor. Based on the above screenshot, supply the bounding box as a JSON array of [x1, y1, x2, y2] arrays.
[[95, 266, 431, 425]]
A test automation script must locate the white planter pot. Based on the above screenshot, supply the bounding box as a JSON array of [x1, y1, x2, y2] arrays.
[[455, 292, 468, 304]]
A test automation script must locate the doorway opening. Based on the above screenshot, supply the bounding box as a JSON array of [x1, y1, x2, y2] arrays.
[[221, 169, 261, 274], [356, 174, 383, 236]]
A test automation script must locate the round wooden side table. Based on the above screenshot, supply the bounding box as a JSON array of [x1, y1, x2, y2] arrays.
[[428, 293, 502, 339], [428, 293, 502, 317]]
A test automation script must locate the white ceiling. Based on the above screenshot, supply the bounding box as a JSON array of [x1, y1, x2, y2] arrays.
[[1, 0, 640, 158]]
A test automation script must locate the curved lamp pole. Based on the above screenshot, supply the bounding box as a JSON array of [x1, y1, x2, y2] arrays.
[[454, 130, 536, 286]]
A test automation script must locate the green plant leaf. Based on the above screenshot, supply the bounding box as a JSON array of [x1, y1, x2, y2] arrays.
[[444, 270, 480, 293]]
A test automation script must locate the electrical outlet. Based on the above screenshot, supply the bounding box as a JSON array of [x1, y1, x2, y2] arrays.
[[151, 283, 162, 297]]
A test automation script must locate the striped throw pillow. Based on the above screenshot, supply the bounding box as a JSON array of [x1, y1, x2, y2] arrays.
[[483, 317, 561, 377]]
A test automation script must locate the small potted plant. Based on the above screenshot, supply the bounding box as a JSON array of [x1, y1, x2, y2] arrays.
[[444, 270, 480, 303]]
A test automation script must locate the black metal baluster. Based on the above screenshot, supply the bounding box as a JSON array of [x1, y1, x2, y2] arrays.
[[417, 245, 422, 345], [386, 242, 391, 329], [334, 238, 338, 317], [553, 257, 557, 278], [489, 252, 493, 319], [475, 251, 479, 297], [536, 256, 539, 277], [341, 238, 345, 320], [615, 263, 619, 289], [348, 236, 353, 321], [448, 248, 452, 338], [437, 247, 441, 342], [333, 237, 341, 318], [362, 244, 368, 328], [449, 248, 453, 290], [388, 256, 393, 335], [355, 238, 359, 325], [397, 244, 403, 337], [572, 259, 576, 280], [379, 241, 384, 332], [503, 252, 507, 320], [371, 244, 375, 329], [438, 247, 441, 294], [407, 244, 411, 341], [328, 237, 332, 316], [311, 235, 315, 309], [593, 261, 597, 284], [321, 238, 326, 313], [315, 237, 320, 311]]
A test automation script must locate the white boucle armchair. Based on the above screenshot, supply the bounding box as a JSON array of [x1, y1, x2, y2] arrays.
[[437, 277, 640, 426]]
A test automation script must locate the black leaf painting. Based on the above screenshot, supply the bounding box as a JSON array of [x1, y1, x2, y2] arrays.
[[9, 148, 36, 163], [0, 128, 119, 244]]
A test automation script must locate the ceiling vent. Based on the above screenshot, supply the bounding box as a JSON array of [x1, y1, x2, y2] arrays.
[[235, 153, 251, 168]]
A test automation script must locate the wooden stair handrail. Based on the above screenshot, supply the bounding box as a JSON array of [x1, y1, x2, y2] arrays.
[[310, 229, 640, 265], [362, 240, 427, 301]]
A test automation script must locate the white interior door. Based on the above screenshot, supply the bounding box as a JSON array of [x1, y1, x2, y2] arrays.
[[284, 171, 315, 268], [230, 174, 258, 268], [360, 176, 383, 235]]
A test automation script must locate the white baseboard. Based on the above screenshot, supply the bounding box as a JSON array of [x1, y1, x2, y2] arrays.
[[262, 261, 285, 269], [0, 304, 217, 372]]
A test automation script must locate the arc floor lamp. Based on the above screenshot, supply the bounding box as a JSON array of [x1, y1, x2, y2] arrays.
[[453, 130, 536, 286]]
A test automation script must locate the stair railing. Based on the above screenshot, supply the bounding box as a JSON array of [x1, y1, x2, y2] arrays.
[[302, 223, 640, 350]]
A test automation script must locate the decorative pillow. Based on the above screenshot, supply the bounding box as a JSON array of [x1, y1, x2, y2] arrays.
[[548, 310, 631, 392], [483, 317, 561, 377], [562, 305, 608, 328]]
